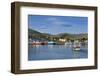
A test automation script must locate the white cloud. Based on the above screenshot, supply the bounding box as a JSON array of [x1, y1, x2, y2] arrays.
[[46, 17, 72, 27]]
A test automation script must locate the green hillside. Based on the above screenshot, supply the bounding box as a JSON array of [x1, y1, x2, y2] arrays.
[[28, 28, 88, 42]]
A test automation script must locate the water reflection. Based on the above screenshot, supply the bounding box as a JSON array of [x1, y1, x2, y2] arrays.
[[28, 45, 88, 61], [72, 50, 80, 58]]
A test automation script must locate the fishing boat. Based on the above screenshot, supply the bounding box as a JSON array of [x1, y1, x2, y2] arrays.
[[48, 41, 56, 45], [65, 41, 72, 45], [41, 41, 48, 45], [73, 40, 81, 51], [32, 41, 41, 45]]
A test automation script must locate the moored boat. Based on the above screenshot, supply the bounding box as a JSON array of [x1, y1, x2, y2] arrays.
[[73, 40, 81, 51], [48, 41, 56, 45]]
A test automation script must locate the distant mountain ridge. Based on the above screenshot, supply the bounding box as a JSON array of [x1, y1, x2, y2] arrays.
[[28, 28, 87, 41], [28, 28, 41, 34]]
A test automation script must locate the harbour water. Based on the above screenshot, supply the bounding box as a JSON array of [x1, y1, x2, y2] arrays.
[[28, 44, 88, 61]]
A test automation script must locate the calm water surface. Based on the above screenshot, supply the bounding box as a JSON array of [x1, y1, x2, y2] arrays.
[[28, 45, 88, 61]]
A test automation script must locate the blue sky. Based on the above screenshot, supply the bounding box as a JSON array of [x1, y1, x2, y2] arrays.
[[28, 15, 88, 35]]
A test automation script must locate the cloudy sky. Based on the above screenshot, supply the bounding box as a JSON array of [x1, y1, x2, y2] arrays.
[[28, 15, 88, 35]]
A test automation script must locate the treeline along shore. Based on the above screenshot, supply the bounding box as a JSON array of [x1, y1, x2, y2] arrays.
[[28, 28, 88, 45]]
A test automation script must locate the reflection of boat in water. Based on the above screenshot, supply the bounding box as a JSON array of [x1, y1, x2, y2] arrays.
[[73, 40, 81, 51]]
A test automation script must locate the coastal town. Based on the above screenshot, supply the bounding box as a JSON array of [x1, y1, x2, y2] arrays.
[[28, 15, 88, 60], [28, 37, 87, 45], [28, 28, 88, 50]]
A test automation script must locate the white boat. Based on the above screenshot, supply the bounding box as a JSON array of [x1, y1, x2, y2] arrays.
[[48, 41, 56, 45], [73, 46, 80, 51], [65, 41, 72, 45], [73, 40, 81, 51]]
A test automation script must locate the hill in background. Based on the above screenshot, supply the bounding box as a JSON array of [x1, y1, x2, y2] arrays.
[[28, 28, 88, 42]]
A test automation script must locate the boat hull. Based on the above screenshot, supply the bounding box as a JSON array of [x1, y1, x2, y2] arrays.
[[73, 47, 80, 51]]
